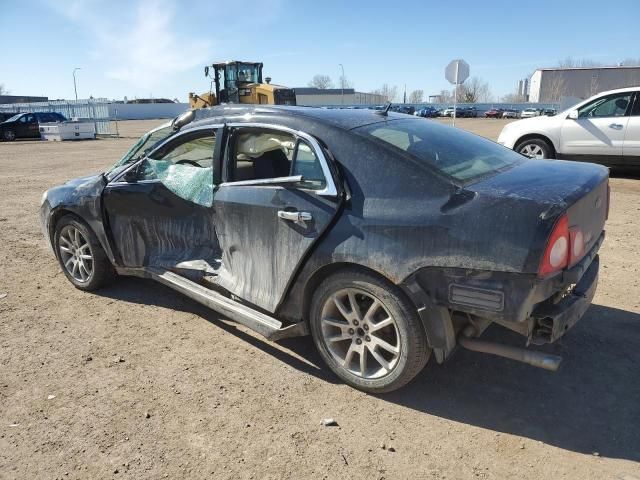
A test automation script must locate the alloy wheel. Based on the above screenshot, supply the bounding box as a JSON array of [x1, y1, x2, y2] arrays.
[[519, 143, 545, 159], [58, 225, 94, 283], [3, 130, 15, 141], [320, 288, 401, 379]]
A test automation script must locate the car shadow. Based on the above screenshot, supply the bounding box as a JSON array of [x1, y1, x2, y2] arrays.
[[95, 279, 640, 462], [610, 169, 640, 179], [95, 277, 338, 385]]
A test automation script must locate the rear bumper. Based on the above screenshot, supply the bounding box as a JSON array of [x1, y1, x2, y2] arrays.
[[530, 255, 598, 344], [401, 232, 604, 349]]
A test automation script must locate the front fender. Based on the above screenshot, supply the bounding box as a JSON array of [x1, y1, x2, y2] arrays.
[[40, 174, 116, 263]]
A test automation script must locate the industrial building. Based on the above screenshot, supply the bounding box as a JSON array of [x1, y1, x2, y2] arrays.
[[294, 88, 387, 106], [529, 66, 640, 102], [0, 95, 48, 104], [517, 78, 529, 100]]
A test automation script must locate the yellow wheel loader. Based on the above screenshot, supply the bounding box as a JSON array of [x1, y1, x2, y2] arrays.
[[188, 61, 296, 108]]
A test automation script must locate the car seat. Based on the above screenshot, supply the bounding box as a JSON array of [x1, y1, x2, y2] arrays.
[[253, 149, 291, 179]]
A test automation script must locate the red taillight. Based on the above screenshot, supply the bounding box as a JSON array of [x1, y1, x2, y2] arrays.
[[569, 227, 584, 266], [538, 215, 569, 277]]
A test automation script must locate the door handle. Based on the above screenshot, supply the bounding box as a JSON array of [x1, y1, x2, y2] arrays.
[[608, 123, 623, 129], [278, 210, 313, 225]]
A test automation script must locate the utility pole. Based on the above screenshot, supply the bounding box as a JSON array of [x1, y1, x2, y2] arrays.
[[403, 84, 407, 104], [73, 67, 81, 101], [338, 63, 345, 105]]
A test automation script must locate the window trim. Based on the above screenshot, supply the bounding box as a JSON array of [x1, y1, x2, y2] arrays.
[[630, 91, 640, 117], [577, 92, 633, 119], [218, 122, 338, 197]]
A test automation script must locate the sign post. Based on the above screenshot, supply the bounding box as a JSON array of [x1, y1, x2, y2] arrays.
[[445, 59, 469, 127]]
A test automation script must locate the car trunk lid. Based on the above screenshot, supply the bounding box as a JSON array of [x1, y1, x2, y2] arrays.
[[469, 159, 609, 269]]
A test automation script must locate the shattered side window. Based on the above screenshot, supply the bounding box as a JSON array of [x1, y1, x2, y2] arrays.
[[135, 131, 216, 207], [112, 123, 174, 169]]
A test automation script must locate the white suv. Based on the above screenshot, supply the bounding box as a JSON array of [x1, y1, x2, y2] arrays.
[[497, 87, 640, 167]]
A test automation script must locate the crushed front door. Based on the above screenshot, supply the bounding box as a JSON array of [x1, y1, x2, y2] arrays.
[[103, 127, 221, 268]]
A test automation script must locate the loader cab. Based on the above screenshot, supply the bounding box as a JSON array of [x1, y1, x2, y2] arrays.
[[207, 61, 263, 104]]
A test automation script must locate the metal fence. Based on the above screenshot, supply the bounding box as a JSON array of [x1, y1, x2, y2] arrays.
[[0, 99, 115, 135]]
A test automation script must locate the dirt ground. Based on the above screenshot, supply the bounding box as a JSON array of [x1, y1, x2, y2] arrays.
[[1, 118, 639, 480]]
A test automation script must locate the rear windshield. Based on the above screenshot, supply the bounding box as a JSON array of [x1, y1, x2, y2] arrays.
[[355, 118, 525, 182]]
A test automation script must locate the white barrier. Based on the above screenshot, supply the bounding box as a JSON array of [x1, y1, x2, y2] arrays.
[[109, 103, 190, 120]]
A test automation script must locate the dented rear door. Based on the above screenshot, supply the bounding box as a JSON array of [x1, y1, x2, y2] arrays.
[[213, 126, 342, 313]]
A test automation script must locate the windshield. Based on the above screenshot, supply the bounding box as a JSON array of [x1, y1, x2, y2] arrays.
[[236, 63, 260, 83], [111, 123, 174, 170], [356, 119, 525, 183], [4, 114, 22, 122]]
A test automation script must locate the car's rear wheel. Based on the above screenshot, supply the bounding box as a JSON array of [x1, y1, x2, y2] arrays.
[[54, 215, 115, 291], [515, 138, 552, 159], [310, 269, 430, 393], [3, 129, 16, 141]]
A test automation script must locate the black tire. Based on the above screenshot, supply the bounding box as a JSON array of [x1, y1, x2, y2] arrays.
[[514, 138, 553, 159], [2, 129, 16, 141], [309, 269, 430, 393], [53, 214, 116, 291]]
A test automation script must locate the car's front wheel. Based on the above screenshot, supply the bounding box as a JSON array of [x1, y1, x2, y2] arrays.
[[310, 269, 430, 393], [2, 129, 16, 141], [54, 215, 115, 291], [515, 138, 552, 159]]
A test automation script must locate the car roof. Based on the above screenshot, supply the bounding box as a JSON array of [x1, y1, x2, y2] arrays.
[[593, 86, 640, 96], [188, 105, 416, 131]]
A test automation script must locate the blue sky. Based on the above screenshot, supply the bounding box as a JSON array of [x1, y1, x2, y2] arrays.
[[1, 0, 638, 102]]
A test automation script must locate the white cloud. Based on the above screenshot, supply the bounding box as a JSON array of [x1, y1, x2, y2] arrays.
[[48, 0, 212, 90]]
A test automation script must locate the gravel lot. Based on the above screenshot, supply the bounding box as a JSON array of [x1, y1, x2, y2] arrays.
[[1, 118, 639, 479]]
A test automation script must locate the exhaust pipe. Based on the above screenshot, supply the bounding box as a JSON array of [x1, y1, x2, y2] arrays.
[[458, 327, 562, 371]]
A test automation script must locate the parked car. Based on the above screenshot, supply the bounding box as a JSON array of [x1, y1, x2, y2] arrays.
[[391, 105, 415, 115], [415, 107, 439, 118], [41, 106, 608, 392], [460, 107, 478, 118], [502, 109, 520, 119], [442, 106, 466, 117], [520, 108, 542, 118], [1, 112, 67, 141], [543, 108, 557, 116], [484, 108, 504, 118], [498, 86, 640, 167], [441, 106, 455, 117], [0, 112, 16, 123]]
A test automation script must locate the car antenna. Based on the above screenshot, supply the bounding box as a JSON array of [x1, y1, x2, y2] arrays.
[[375, 102, 392, 117]]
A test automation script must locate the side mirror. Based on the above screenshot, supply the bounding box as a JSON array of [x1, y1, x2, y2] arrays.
[[568, 110, 579, 120]]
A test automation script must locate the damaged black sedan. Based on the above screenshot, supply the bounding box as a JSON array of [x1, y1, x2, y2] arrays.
[[40, 106, 608, 393]]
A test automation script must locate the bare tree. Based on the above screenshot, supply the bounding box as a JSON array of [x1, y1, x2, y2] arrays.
[[458, 77, 492, 103], [621, 58, 640, 66], [308, 74, 334, 89], [338, 75, 353, 89], [546, 74, 567, 102], [558, 57, 603, 68], [0, 84, 8, 95], [501, 92, 526, 103], [438, 89, 454, 103], [371, 84, 398, 102], [408, 89, 424, 103]]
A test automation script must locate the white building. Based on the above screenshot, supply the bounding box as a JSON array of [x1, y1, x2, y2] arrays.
[[529, 66, 640, 103]]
